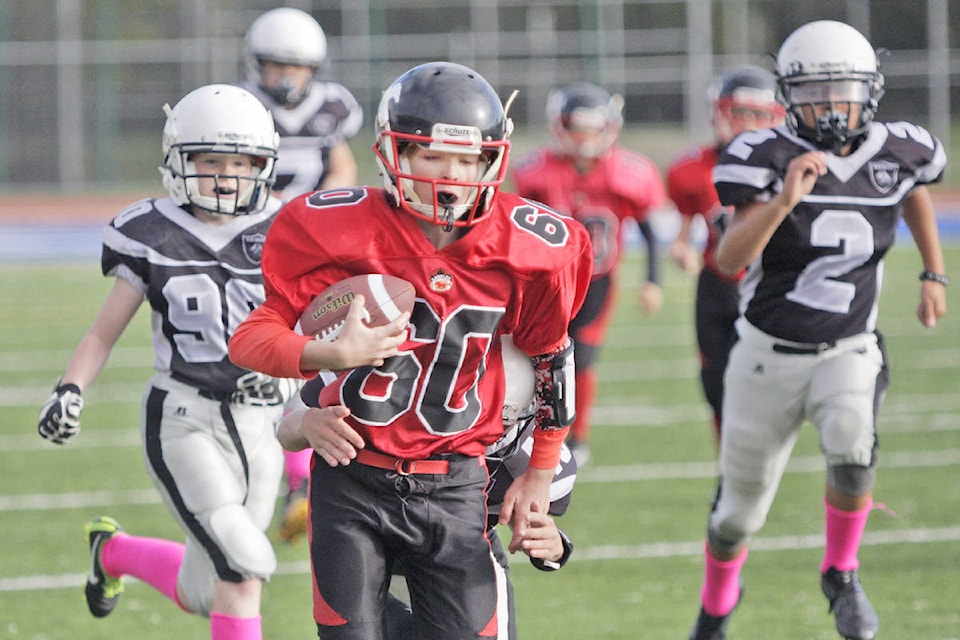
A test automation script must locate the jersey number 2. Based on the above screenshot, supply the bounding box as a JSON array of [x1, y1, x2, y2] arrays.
[[785, 210, 874, 314]]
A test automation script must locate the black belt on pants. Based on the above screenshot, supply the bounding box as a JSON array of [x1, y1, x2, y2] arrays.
[[771, 340, 837, 355]]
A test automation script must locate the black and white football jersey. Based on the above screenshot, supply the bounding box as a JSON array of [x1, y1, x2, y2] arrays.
[[713, 122, 946, 343], [101, 196, 281, 394], [240, 80, 363, 201]]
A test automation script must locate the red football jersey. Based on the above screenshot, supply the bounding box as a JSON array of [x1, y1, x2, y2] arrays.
[[246, 186, 592, 460], [511, 147, 665, 278], [665, 144, 742, 281]]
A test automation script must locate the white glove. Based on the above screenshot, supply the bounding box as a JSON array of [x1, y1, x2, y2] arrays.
[[233, 372, 299, 407], [38, 378, 84, 444]]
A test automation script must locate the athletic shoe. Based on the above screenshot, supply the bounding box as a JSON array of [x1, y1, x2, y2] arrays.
[[278, 479, 309, 544], [688, 584, 743, 640], [821, 567, 879, 640], [84, 516, 124, 618]]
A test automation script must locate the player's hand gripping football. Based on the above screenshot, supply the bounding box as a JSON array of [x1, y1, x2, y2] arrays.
[[320, 295, 410, 370], [37, 378, 84, 444]]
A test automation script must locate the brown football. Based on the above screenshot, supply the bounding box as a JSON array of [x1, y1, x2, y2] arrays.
[[297, 274, 415, 342]]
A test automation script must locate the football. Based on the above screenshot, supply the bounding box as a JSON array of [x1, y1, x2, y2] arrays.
[[297, 274, 416, 342]]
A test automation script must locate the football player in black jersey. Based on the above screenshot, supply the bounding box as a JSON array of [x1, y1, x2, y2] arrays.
[[688, 20, 948, 640], [37, 85, 293, 640]]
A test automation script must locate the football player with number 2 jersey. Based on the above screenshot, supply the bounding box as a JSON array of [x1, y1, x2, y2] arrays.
[[511, 82, 666, 466], [666, 66, 786, 439], [688, 21, 948, 640], [229, 62, 592, 639], [36, 85, 295, 640]]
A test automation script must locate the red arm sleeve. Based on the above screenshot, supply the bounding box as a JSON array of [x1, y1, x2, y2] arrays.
[[229, 304, 319, 379], [529, 426, 568, 469]]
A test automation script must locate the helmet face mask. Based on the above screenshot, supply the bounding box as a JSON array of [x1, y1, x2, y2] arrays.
[[244, 8, 327, 107], [710, 65, 786, 144], [374, 62, 513, 229], [775, 20, 884, 153], [161, 85, 279, 216], [546, 82, 623, 160]]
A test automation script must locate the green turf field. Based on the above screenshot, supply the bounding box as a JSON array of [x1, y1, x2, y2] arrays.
[[1, 244, 958, 639]]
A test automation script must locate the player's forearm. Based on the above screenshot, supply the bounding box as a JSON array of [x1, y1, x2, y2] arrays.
[[229, 305, 316, 378], [902, 187, 946, 274], [275, 407, 311, 452], [637, 219, 661, 284], [715, 197, 793, 274]]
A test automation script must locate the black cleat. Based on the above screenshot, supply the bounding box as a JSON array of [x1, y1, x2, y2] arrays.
[[84, 516, 125, 618], [688, 584, 743, 640], [821, 567, 879, 640]]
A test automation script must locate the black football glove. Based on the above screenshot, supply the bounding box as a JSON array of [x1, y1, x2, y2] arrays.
[[37, 378, 84, 444]]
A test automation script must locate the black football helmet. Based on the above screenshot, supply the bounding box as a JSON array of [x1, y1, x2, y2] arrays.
[[710, 65, 786, 144], [546, 82, 623, 159], [374, 62, 514, 228]]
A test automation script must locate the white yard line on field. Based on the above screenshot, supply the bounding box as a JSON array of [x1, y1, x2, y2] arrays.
[[3, 526, 959, 592]]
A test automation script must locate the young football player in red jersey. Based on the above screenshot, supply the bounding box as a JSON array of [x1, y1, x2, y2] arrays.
[[666, 66, 785, 440], [36, 85, 293, 640], [228, 62, 592, 639], [276, 336, 577, 640], [688, 21, 948, 640], [510, 82, 666, 466], [240, 6, 366, 543]]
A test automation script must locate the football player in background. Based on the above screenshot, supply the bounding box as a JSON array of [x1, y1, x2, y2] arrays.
[[276, 336, 576, 640], [666, 66, 785, 441], [240, 6, 365, 543], [36, 85, 293, 640], [511, 82, 666, 467], [241, 7, 363, 200], [688, 21, 948, 640], [228, 61, 592, 639]]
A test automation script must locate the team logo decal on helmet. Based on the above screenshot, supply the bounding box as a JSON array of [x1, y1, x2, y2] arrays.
[[775, 20, 884, 153], [374, 61, 515, 229], [160, 84, 279, 216]]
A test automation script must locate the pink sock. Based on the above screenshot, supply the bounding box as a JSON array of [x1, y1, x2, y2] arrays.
[[821, 497, 872, 573], [211, 612, 262, 640], [701, 544, 747, 616], [101, 532, 185, 605], [284, 448, 313, 492]]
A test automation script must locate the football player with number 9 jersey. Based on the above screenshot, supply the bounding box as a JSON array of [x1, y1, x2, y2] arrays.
[[688, 20, 948, 640], [37, 84, 294, 640], [229, 62, 592, 639]]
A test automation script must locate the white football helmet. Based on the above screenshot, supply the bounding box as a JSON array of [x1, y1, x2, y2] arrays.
[[546, 82, 623, 160], [775, 20, 884, 152], [160, 84, 279, 215], [485, 335, 537, 461], [244, 7, 327, 106]]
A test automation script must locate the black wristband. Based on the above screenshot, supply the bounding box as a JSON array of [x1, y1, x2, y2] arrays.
[[57, 381, 82, 396], [529, 528, 574, 572], [919, 270, 950, 286]]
